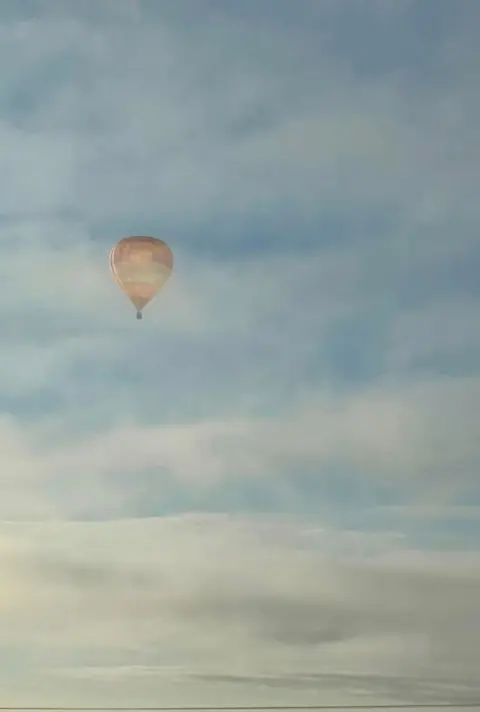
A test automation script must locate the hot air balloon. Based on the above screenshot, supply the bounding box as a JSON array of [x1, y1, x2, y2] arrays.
[[109, 236, 173, 319]]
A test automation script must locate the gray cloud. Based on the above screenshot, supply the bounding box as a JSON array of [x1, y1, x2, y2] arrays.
[[0, 516, 479, 703], [186, 672, 480, 705]]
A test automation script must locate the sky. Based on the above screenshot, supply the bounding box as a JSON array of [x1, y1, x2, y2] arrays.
[[0, 0, 479, 707]]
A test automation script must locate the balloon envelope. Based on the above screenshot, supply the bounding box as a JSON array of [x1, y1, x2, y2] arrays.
[[109, 236, 173, 317]]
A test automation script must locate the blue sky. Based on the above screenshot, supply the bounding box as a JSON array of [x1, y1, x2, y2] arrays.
[[0, 0, 479, 706]]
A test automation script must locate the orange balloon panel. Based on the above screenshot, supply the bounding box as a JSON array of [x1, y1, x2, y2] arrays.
[[109, 236, 173, 316]]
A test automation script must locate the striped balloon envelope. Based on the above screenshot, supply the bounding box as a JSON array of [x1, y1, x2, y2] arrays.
[[109, 235, 173, 319]]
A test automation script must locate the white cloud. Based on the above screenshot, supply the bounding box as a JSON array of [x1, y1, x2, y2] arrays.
[[0, 374, 478, 520], [0, 515, 478, 705], [54, 374, 479, 487]]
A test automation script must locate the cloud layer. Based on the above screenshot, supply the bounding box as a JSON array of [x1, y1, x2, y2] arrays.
[[0, 0, 478, 706], [0, 516, 479, 706]]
